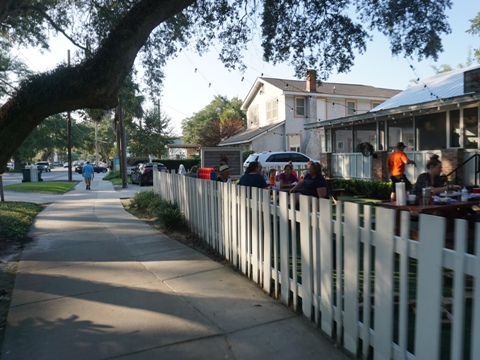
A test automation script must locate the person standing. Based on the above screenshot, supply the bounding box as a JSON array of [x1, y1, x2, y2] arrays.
[[387, 142, 416, 201], [82, 161, 95, 190]]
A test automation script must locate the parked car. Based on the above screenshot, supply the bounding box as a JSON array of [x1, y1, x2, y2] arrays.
[[75, 164, 109, 174], [7, 162, 14, 170], [36, 161, 51, 172], [63, 162, 70, 168], [130, 163, 168, 186], [52, 161, 62, 167], [243, 151, 318, 171]]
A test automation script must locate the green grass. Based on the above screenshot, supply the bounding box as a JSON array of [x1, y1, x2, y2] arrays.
[[103, 171, 131, 185], [0, 202, 43, 241], [4, 181, 78, 193], [337, 195, 383, 205]]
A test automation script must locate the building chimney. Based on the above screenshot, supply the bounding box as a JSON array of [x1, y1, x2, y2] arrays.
[[306, 69, 317, 92]]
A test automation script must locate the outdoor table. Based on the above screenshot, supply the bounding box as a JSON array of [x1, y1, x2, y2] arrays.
[[378, 199, 479, 240]]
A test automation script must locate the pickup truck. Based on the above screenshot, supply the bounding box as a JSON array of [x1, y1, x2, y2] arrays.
[[36, 161, 51, 172]]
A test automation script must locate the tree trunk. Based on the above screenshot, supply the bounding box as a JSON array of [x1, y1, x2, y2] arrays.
[[0, 0, 195, 173]]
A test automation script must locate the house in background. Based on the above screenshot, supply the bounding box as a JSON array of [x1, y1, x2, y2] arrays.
[[165, 141, 200, 159], [304, 64, 480, 185], [218, 70, 400, 160]]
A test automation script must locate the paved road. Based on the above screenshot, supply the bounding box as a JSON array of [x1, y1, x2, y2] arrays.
[[1, 167, 84, 186]]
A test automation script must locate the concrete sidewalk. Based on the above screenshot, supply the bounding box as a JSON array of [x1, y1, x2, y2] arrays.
[[1, 178, 350, 360]]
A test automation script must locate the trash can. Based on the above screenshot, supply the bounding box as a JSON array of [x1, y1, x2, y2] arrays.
[[29, 165, 39, 182], [22, 168, 31, 182]]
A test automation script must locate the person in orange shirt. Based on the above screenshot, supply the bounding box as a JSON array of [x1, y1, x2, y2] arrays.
[[387, 142, 416, 201]]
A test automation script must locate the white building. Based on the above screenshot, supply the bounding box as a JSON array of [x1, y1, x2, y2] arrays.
[[219, 70, 400, 160]]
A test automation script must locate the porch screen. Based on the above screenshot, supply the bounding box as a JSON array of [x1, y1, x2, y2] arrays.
[[387, 117, 414, 151], [353, 122, 376, 152], [449, 110, 460, 148], [464, 107, 479, 149], [416, 113, 446, 150]]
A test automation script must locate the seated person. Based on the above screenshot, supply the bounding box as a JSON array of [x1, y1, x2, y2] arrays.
[[287, 160, 298, 177], [185, 165, 199, 178], [278, 164, 298, 190], [238, 161, 268, 189], [216, 165, 231, 182], [412, 154, 461, 197], [210, 166, 219, 180], [268, 168, 277, 187], [289, 162, 328, 199]]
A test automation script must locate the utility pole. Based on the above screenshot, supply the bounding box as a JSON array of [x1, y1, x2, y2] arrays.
[[117, 97, 128, 188], [95, 120, 99, 165], [67, 50, 72, 181]]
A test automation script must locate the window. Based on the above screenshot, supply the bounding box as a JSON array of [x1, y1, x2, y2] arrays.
[[372, 102, 381, 109], [292, 153, 309, 162], [347, 101, 356, 116], [266, 99, 278, 121], [248, 105, 259, 125], [295, 97, 306, 117], [289, 134, 301, 152]]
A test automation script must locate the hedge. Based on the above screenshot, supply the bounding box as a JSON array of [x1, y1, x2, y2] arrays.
[[152, 159, 200, 172], [329, 179, 391, 200]]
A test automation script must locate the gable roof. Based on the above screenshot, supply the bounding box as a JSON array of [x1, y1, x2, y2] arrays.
[[374, 64, 480, 111], [219, 121, 285, 146], [259, 78, 401, 98], [242, 77, 401, 110]]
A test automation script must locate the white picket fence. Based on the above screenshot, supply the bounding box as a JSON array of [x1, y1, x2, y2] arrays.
[[153, 170, 480, 360]]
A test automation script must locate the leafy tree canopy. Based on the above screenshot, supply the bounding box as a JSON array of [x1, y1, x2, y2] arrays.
[[128, 107, 175, 158], [182, 95, 245, 146], [467, 12, 480, 64], [0, 0, 455, 172]]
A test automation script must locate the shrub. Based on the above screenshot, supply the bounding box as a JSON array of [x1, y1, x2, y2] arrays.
[[242, 150, 255, 162], [151, 159, 199, 172], [158, 205, 182, 232], [129, 190, 157, 209], [330, 179, 391, 200], [129, 190, 182, 231]]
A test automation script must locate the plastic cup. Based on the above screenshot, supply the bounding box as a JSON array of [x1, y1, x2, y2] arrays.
[[408, 194, 416, 204]]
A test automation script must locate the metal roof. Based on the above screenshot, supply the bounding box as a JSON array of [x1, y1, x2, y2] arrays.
[[373, 64, 480, 111]]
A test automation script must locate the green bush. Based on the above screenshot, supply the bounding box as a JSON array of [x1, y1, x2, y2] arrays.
[[158, 205, 182, 232], [151, 159, 199, 172], [330, 179, 391, 200], [243, 150, 255, 162], [130, 190, 157, 209], [129, 190, 182, 231]]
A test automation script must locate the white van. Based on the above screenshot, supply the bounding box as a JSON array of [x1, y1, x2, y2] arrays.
[[243, 151, 318, 171]]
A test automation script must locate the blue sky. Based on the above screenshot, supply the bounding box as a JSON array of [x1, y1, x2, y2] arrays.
[[15, 1, 479, 136]]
